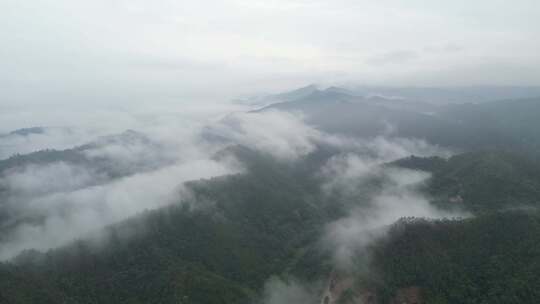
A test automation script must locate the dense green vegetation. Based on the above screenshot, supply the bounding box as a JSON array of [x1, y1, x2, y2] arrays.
[[3, 145, 540, 303], [370, 212, 540, 304], [394, 151, 540, 213], [0, 130, 164, 178], [0, 147, 338, 303], [263, 92, 540, 154], [440, 98, 540, 153], [2, 96, 540, 303]]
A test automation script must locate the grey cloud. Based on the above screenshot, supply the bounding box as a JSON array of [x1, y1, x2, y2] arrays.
[[0, 108, 330, 259], [319, 139, 463, 269], [0, 127, 102, 160], [322, 136, 453, 164], [0, 162, 107, 197], [366, 50, 419, 66], [424, 43, 464, 54], [207, 110, 322, 160], [258, 277, 318, 304], [0, 105, 251, 260], [0, 157, 238, 260], [323, 164, 465, 269]]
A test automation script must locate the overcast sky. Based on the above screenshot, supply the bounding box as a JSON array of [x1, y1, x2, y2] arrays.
[[2, 0, 540, 107]]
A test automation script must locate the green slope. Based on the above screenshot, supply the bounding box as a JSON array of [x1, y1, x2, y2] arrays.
[[370, 212, 540, 304], [394, 151, 540, 213]]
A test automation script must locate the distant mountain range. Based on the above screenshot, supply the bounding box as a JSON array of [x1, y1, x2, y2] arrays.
[[254, 86, 540, 154], [236, 84, 540, 108]]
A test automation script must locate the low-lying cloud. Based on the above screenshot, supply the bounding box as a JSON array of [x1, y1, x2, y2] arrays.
[[259, 136, 460, 302], [0, 158, 237, 260], [205, 110, 322, 160], [0, 105, 252, 259], [320, 141, 463, 269], [0, 105, 462, 268], [0, 108, 326, 260], [258, 277, 317, 304], [0, 127, 101, 160]]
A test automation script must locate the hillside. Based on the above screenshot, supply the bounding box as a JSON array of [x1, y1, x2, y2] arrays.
[[369, 212, 540, 304], [2, 146, 540, 303], [0, 148, 338, 304], [1, 87, 540, 303], [257, 89, 540, 153], [394, 151, 540, 212]]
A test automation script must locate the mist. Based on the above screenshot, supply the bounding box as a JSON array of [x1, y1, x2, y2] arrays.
[[257, 134, 464, 303], [258, 277, 318, 304], [0, 100, 461, 267], [319, 142, 466, 268], [0, 107, 349, 260], [0, 104, 250, 259]]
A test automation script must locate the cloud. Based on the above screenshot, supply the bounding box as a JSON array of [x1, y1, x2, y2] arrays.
[[0, 105, 250, 260], [424, 42, 464, 54], [0, 104, 455, 261], [322, 136, 452, 167], [0, 158, 238, 260], [323, 165, 464, 269], [319, 139, 462, 269], [0, 108, 326, 260], [364, 136, 454, 160], [0, 162, 107, 196], [258, 277, 317, 304], [366, 50, 419, 66], [206, 110, 322, 160], [0, 127, 102, 160]]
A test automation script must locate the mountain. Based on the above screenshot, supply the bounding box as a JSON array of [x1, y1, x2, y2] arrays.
[[0, 147, 339, 304], [270, 84, 321, 102], [352, 85, 540, 104], [2, 86, 540, 303], [393, 151, 540, 213], [240, 85, 540, 108], [0, 130, 176, 243], [6, 127, 46, 137], [2, 144, 540, 303], [0, 146, 540, 303], [438, 98, 540, 154], [257, 88, 465, 147], [0, 130, 169, 178], [301, 211, 540, 304], [258, 87, 436, 114], [368, 212, 540, 304], [233, 84, 321, 108], [257, 86, 540, 154]]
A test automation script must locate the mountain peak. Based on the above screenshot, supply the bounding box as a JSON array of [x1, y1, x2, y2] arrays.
[[8, 127, 46, 136]]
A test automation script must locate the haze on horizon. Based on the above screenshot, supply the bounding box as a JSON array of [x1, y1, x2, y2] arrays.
[[2, 0, 540, 109]]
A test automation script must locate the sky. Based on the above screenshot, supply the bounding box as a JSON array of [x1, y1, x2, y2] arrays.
[[1, 0, 540, 108]]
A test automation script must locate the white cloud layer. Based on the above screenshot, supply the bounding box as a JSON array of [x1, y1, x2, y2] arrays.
[[208, 110, 321, 160], [320, 143, 464, 268], [259, 277, 317, 304], [0, 109, 323, 259]]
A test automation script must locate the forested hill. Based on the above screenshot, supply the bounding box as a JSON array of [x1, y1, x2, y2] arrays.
[[258, 91, 540, 154], [1, 88, 540, 303], [2, 145, 540, 303], [393, 151, 540, 213], [369, 212, 540, 304], [0, 147, 339, 304], [440, 98, 540, 153]]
